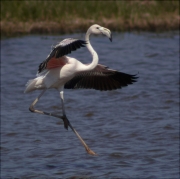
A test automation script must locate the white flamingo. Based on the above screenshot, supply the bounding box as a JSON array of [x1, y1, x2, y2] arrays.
[[24, 24, 138, 155]]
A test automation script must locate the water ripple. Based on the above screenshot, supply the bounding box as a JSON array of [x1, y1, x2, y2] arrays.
[[1, 31, 179, 178]]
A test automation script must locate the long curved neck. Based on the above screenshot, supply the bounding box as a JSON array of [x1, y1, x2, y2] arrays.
[[80, 29, 99, 72]]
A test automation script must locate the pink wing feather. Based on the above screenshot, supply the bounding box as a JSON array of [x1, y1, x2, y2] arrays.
[[46, 57, 67, 69]]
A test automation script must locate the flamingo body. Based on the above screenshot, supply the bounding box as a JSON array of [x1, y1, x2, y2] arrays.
[[24, 24, 138, 155]]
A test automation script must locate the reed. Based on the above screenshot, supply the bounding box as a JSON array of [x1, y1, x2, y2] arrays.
[[1, 1, 179, 37]]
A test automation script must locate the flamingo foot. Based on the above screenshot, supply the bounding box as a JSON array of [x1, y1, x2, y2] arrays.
[[86, 148, 98, 156]]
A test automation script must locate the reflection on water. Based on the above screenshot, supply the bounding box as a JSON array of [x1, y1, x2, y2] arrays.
[[1, 32, 179, 178]]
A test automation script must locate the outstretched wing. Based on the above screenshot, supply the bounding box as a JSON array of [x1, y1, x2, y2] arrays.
[[64, 64, 138, 91], [38, 38, 87, 73]]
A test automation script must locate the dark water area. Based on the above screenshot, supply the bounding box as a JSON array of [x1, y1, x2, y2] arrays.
[[1, 31, 179, 178]]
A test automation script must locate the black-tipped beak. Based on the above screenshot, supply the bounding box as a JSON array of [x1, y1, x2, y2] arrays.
[[109, 34, 112, 42]]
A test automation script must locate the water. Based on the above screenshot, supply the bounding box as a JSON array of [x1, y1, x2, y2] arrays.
[[1, 32, 179, 178]]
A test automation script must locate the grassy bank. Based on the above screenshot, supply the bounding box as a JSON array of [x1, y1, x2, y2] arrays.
[[1, 1, 179, 37]]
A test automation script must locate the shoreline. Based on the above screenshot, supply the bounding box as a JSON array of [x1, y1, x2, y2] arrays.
[[1, 17, 179, 38]]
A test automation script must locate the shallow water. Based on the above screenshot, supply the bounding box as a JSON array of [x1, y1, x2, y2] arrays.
[[1, 31, 179, 178]]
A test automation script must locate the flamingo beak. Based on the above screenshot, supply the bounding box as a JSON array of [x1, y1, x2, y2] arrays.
[[100, 27, 112, 42]]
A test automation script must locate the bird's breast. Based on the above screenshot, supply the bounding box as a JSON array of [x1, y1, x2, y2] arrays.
[[43, 63, 76, 89]]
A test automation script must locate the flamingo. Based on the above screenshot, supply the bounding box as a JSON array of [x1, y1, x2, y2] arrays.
[[24, 24, 138, 155]]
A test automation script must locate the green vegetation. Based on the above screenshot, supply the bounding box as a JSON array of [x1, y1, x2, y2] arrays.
[[1, 1, 179, 37]]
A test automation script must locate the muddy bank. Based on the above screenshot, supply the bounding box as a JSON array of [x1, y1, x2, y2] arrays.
[[1, 16, 179, 37]]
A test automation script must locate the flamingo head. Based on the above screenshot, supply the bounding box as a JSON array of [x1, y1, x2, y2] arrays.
[[89, 24, 112, 42]]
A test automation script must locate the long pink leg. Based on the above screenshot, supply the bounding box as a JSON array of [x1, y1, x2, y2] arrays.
[[29, 89, 97, 156]]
